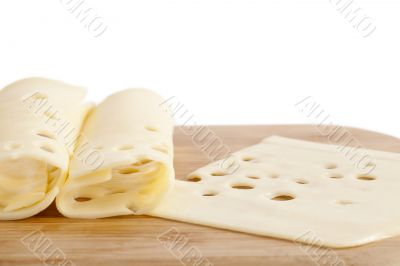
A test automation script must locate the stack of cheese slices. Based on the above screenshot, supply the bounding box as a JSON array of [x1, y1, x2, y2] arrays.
[[1, 77, 400, 248]]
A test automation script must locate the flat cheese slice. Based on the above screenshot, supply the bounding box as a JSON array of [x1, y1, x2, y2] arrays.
[[0, 78, 90, 220], [56, 89, 174, 218], [149, 136, 400, 248]]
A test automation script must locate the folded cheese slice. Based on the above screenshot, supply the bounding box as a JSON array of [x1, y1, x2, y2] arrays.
[[56, 89, 174, 218], [149, 136, 400, 248], [0, 78, 90, 220]]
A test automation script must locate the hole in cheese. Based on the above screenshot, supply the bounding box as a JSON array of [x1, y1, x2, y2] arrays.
[[132, 159, 152, 166], [357, 175, 376, 181], [211, 171, 227, 177], [242, 156, 254, 162], [75, 197, 92, 202], [202, 191, 218, 196], [108, 190, 126, 195], [40, 144, 55, 153], [271, 194, 295, 201], [36, 130, 56, 140], [186, 176, 201, 182], [231, 184, 254, 190], [324, 163, 338, 169], [336, 200, 354, 205], [118, 168, 139, 175], [328, 173, 343, 179], [119, 144, 134, 151], [295, 178, 309, 184], [145, 126, 159, 132], [247, 175, 260, 180]]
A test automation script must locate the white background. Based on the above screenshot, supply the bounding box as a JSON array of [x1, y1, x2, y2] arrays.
[[0, 0, 399, 137]]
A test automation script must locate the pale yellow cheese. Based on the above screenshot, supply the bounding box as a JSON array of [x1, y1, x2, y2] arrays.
[[56, 89, 174, 218], [0, 78, 90, 220], [149, 136, 400, 248]]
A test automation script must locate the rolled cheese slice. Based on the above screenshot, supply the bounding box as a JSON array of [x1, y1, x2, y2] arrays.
[[56, 89, 174, 218], [150, 136, 400, 248], [0, 78, 90, 220]]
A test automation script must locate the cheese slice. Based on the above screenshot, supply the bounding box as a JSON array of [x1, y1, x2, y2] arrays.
[[149, 136, 400, 248], [56, 89, 174, 218], [0, 78, 90, 220]]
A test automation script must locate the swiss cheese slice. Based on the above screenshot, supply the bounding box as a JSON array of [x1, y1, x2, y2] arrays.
[[149, 136, 400, 248], [0, 78, 90, 220], [56, 89, 174, 218]]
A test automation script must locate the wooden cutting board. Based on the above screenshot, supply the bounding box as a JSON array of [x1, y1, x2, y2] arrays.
[[1, 125, 400, 266]]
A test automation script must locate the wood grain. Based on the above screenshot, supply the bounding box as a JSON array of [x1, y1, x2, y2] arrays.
[[1, 125, 399, 266]]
